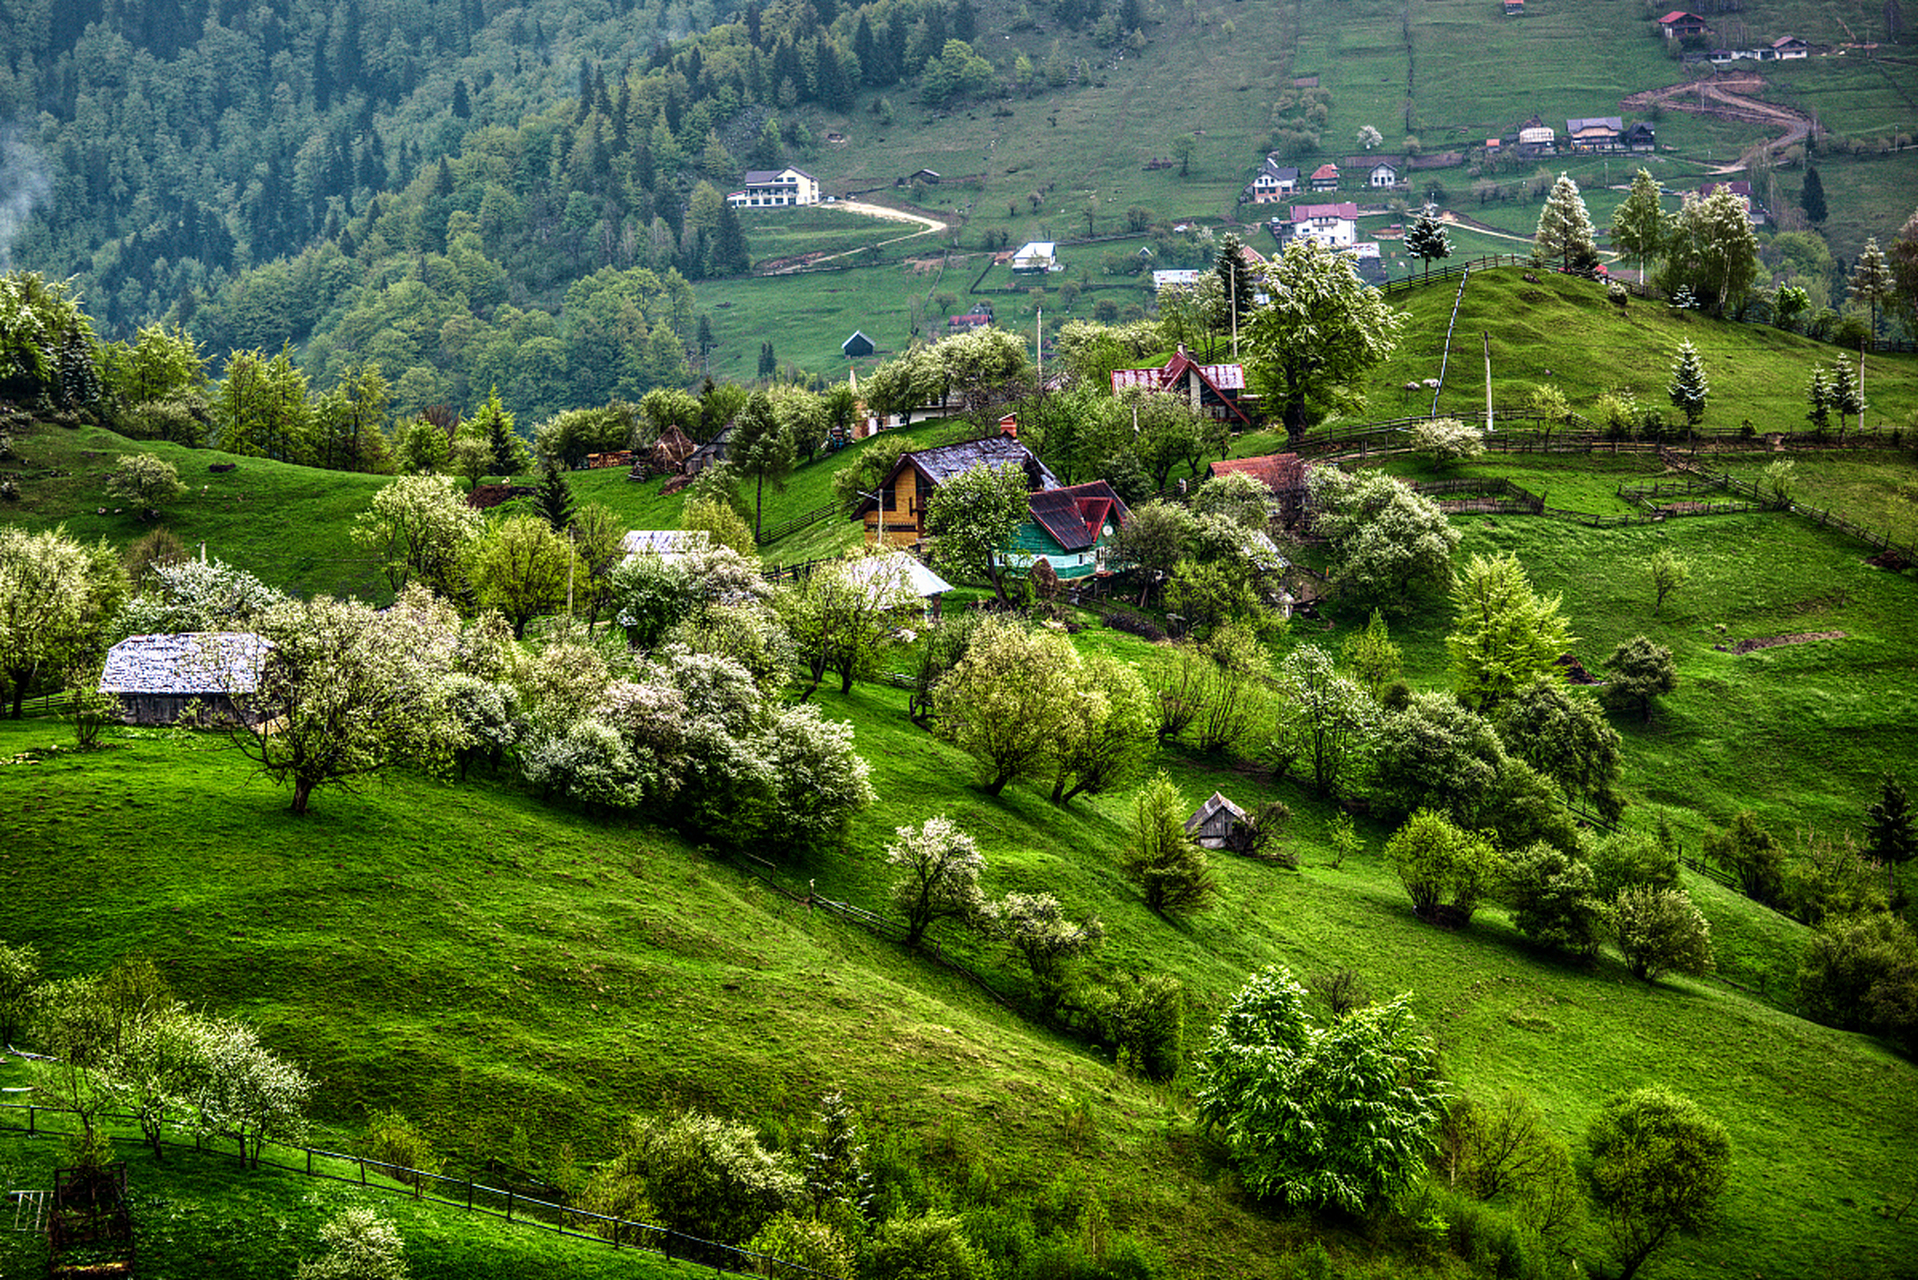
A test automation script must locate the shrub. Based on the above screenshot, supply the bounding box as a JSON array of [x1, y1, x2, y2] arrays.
[[1704, 810, 1785, 907], [363, 1109, 440, 1194], [1100, 607, 1167, 643], [1500, 841, 1608, 958], [1783, 828, 1887, 925], [1584, 1088, 1731, 1280], [869, 1211, 993, 1280], [1194, 965, 1445, 1213], [1796, 912, 1918, 1054], [296, 1207, 410, 1280], [1385, 808, 1501, 926], [1409, 417, 1485, 467], [1123, 771, 1218, 915], [1102, 972, 1186, 1080], [748, 1212, 856, 1278], [1585, 828, 1679, 902], [610, 1111, 803, 1247], [105, 452, 186, 512], [1613, 887, 1714, 982]]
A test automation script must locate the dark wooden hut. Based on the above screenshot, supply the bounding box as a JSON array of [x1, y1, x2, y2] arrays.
[[1184, 792, 1251, 850]]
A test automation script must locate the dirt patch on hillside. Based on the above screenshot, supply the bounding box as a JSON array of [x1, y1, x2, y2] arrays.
[[1724, 630, 1846, 655], [1555, 653, 1600, 684]]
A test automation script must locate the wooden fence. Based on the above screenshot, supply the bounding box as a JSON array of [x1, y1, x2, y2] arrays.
[[1379, 254, 1527, 294], [0, 1102, 844, 1279], [757, 501, 839, 545]]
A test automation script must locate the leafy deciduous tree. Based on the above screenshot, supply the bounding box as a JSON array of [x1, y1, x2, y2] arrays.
[[1243, 240, 1406, 440], [1584, 1088, 1732, 1280], [1194, 965, 1445, 1212], [1613, 887, 1715, 982], [925, 462, 1032, 608], [1603, 635, 1677, 723], [1447, 552, 1573, 712], [1385, 808, 1501, 925], [886, 816, 989, 948], [1306, 467, 1459, 609]]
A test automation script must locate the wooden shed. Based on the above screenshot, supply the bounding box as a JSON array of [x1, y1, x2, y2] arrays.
[[842, 330, 876, 359], [99, 632, 271, 726], [1184, 792, 1250, 850]]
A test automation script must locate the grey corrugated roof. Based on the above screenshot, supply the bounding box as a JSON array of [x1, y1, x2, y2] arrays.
[[99, 632, 269, 695], [1184, 791, 1248, 835]]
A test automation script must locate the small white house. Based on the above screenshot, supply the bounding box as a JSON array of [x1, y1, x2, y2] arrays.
[[726, 167, 821, 208], [1011, 241, 1058, 273], [1284, 202, 1360, 249]]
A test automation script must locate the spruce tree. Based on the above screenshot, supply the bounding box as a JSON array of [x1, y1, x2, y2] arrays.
[[1801, 165, 1828, 224], [1534, 174, 1597, 273], [1666, 339, 1708, 428], [534, 459, 575, 532], [1806, 365, 1833, 435], [1404, 205, 1452, 280], [1848, 238, 1894, 337]]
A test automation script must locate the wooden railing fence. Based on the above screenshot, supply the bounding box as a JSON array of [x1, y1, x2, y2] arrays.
[[0, 1102, 844, 1279]]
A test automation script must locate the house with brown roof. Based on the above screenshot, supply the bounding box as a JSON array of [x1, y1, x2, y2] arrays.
[[1111, 347, 1255, 429], [1656, 10, 1710, 38], [1275, 201, 1361, 250], [1763, 35, 1809, 58], [1002, 481, 1131, 581], [1308, 163, 1342, 192], [851, 431, 1059, 548], [100, 632, 271, 726], [1207, 452, 1310, 529]]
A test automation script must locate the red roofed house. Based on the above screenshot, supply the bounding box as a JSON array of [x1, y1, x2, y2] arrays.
[[1207, 452, 1310, 530], [1001, 481, 1131, 581], [1111, 347, 1255, 429], [1657, 10, 1709, 38], [1309, 163, 1342, 192]]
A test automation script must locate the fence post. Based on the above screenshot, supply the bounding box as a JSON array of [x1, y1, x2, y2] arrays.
[[507, 1188, 515, 1223], [307, 1148, 313, 1176], [28, 1106, 34, 1137], [467, 1179, 474, 1211]]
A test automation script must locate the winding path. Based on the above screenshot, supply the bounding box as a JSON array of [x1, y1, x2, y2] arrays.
[[1621, 73, 1821, 173], [759, 201, 950, 273]]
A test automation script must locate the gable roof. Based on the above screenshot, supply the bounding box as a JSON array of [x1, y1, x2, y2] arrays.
[[1111, 349, 1253, 428], [620, 529, 710, 562], [741, 166, 816, 183], [842, 329, 875, 355], [651, 424, 698, 463], [1026, 481, 1131, 553], [1208, 452, 1307, 490], [844, 552, 953, 599], [1291, 201, 1361, 222], [1310, 163, 1341, 180], [1771, 34, 1807, 46], [851, 434, 1059, 520], [1256, 160, 1300, 182], [1566, 116, 1624, 134], [1184, 791, 1248, 836], [100, 632, 269, 696]]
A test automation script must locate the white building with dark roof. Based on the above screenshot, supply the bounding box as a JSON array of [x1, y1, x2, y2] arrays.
[[726, 167, 821, 208]]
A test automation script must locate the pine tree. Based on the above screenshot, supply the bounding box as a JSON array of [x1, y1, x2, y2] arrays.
[[712, 201, 750, 277], [452, 77, 471, 119], [1404, 205, 1452, 280], [1867, 776, 1916, 866], [1666, 339, 1708, 428], [696, 314, 715, 371], [1535, 174, 1598, 273], [1848, 238, 1894, 338], [758, 341, 777, 379], [1806, 365, 1833, 435], [1801, 165, 1827, 225], [1212, 233, 1255, 335], [471, 387, 527, 477], [535, 459, 575, 532]]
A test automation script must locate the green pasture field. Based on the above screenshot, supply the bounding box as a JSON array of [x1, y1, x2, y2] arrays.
[[737, 206, 931, 266], [1767, 54, 1918, 142], [0, 1133, 690, 1280], [697, 258, 961, 382], [0, 423, 390, 600], [1359, 266, 1918, 427], [1714, 447, 1918, 542], [5, 499, 1918, 1279]]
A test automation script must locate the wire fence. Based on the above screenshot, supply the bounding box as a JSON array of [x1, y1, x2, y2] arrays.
[[0, 1103, 845, 1279]]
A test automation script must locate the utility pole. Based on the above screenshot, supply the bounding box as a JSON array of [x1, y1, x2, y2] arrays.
[[1483, 332, 1494, 431]]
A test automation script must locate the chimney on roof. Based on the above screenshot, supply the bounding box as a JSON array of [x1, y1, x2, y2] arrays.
[[1000, 412, 1018, 438]]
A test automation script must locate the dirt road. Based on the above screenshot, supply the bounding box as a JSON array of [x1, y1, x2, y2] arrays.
[[1621, 73, 1821, 172], [758, 201, 949, 273]]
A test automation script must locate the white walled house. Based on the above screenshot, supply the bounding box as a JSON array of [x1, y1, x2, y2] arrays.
[[1282, 201, 1360, 249], [726, 167, 821, 208]]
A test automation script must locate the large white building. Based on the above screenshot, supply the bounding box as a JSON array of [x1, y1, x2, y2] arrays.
[[1280, 202, 1360, 249], [726, 167, 821, 208]]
